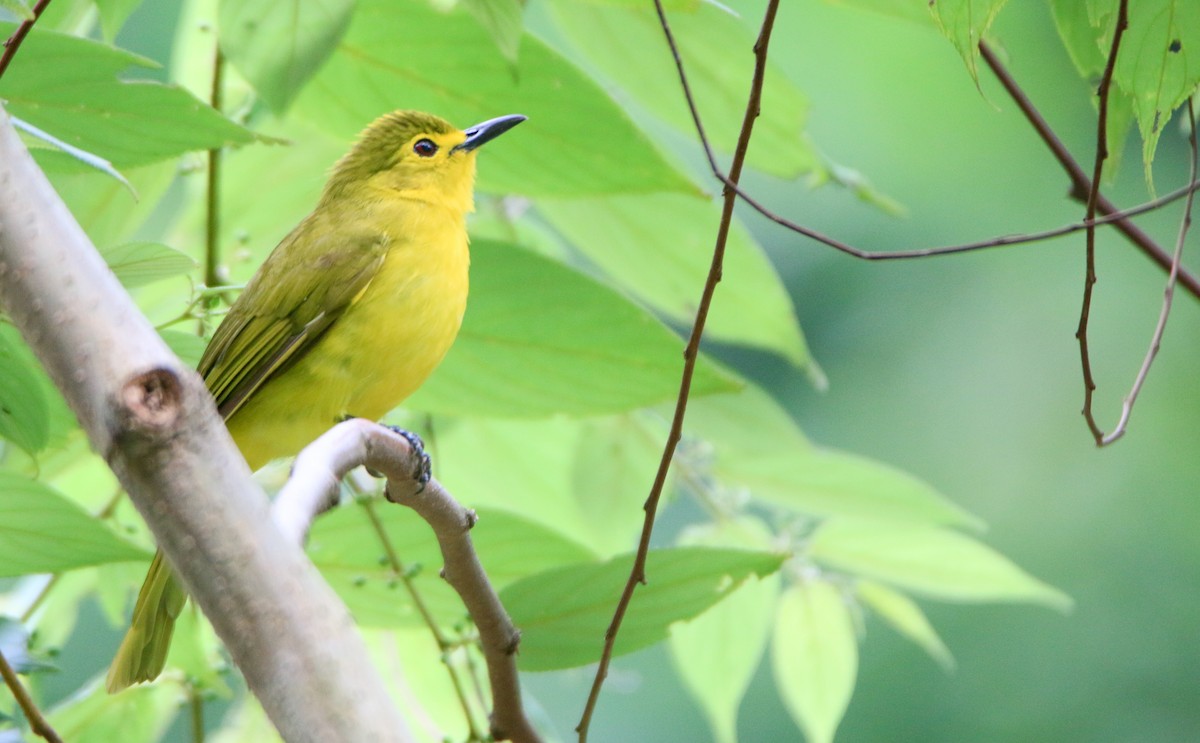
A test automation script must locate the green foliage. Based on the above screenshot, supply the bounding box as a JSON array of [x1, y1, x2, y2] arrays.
[[0, 474, 147, 575], [218, 0, 356, 113], [5, 0, 1186, 741], [501, 546, 785, 670]]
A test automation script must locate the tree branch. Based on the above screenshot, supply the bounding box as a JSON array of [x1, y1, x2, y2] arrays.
[[272, 419, 541, 743], [576, 1, 779, 739], [1101, 99, 1198, 444], [0, 648, 62, 743], [0, 103, 412, 743], [1073, 0, 1129, 444]]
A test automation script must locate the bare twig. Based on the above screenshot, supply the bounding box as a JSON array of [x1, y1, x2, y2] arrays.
[[0, 0, 53, 81], [204, 44, 226, 292], [1075, 0, 1130, 444], [647, 1, 1200, 290], [272, 419, 540, 743], [1102, 99, 1198, 444], [975, 41, 1200, 299], [0, 648, 63, 743], [575, 1, 779, 739]]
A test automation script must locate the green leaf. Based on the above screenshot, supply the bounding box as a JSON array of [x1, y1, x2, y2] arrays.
[[159, 329, 207, 368], [1049, 0, 1138, 178], [47, 680, 179, 743], [218, 0, 356, 113], [1111, 0, 1200, 177], [95, 0, 145, 39], [99, 242, 197, 289], [537, 193, 821, 374], [669, 518, 780, 743], [502, 546, 785, 671], [684, 385, 981, 528], [810, 521, 1072, 610], [548, 0, 817, 179], [431, 415, 655, 557], [0, 326, 50, 456], [772, 580, 858, 743], [15, 116, 134, 193], [0, 474, 148, 576], [408, 239, 739, 417], [929, 0, 1011, 85], [0, 25, 258, 167], [856, 579, 954, 670], [307, 503, 596, 626], [462, 0, 525, 63], [292, 0, 696, 196], [41, 161, 177, 249]]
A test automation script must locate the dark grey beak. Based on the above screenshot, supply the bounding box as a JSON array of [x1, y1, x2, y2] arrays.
[[452, 114, 526, 153]]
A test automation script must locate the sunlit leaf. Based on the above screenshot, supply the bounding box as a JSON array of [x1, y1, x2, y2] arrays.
[[548, 0, 817, 178], [669, 518, 780, 743], [856, 579, 954, 670], [0, 474, 148, 576], [929, 0, 1011, 85], [811, 521, 1072, 610], [292, 0, 696, 196], [0, 25, 258, 167], [409, 240, 739, 417], [503, 546, 785, 671], [218, 0, 356, 113], [13, 116, 133, 192], [537, 193, 821, 375], [1111, 0, 1200, 178], [772, 580, 858, 743]]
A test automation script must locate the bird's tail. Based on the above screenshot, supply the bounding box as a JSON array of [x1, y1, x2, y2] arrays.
[[106, 550, 188, 692]]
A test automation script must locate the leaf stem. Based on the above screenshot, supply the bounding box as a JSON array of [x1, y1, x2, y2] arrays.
[[0, 0, 53, 82]]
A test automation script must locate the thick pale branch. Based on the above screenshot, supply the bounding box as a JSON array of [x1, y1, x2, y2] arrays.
[[274, 419, 540, 743], [0, 104, 411, 743]]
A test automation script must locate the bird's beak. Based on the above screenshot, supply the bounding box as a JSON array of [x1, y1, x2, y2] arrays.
[[452, 114, 526, 153]]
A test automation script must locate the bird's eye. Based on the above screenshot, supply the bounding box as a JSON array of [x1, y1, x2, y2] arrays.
[[413, 138, 438, 157]]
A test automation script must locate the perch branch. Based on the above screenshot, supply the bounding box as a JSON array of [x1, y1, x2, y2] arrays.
[[576, 0, 779, 739], [273, 419, 541, 743]]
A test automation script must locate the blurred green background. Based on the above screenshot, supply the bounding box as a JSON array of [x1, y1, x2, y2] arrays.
[[17, 0, 1200, 740], [525, 1, 1200, 741]]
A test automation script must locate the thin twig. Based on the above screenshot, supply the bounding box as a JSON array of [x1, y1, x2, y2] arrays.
[[575, 1, 779, 739], [190, 687, 205, 743], [648, 7, 1200, 296], [0, 648, 63, 743], [0, 0, 53, 81], [1102, 99, 1198, 444], [360, 497, 487, 741], [1076, 0, 1129, 444], [204, 44, 225, 292], [976, 42, 1199, 297]]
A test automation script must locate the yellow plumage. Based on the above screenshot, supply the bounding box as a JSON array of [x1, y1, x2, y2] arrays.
[[106, 110, 524, 691]]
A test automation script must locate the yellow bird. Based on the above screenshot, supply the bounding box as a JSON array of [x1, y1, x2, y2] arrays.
[[106, 110, 525, 691]]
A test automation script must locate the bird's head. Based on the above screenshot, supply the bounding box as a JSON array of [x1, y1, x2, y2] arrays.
[[325, 110, 525, 213]]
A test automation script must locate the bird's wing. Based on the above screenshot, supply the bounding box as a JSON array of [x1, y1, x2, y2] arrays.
[[198, 216, 390, 420]]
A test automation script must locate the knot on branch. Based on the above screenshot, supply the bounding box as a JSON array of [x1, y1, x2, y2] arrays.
[[106, 367, 191, 462]]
